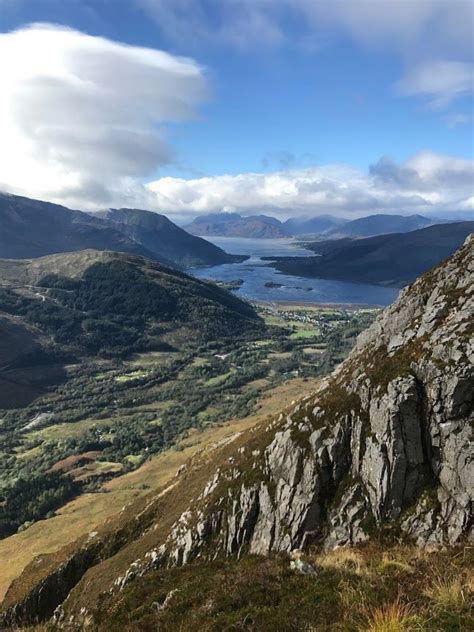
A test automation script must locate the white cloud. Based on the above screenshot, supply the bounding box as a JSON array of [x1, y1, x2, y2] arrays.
[[139, 0, 473, 58], [139, 0, 474, 108], [298, 0, 472, 59], [146, 151, 474, 219], [0, 24, 207, 208], [137, 0, 284, 50], [395, 60, 474, 108]]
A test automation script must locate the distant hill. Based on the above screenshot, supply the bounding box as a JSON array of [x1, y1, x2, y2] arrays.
[[94, 208, 245, 267], [0, 193, 242, 268], [326, 213, 434, 238], [185, 213, 287, 238], [266, 221, 474, 286], [0, 193, 167, 263], [282, 215, 346, 236], [0, 249, 263, 408]]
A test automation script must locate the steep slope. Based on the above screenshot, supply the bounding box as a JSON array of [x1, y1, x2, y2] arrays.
[[0, 193, 172, 264], [0, 249, 263, 408], [326, 213, 434, 238], [94, 208, 245, 267], [3, 236, 472, 627], [185, 212, 287, 238], [268, 221, 474, 286]]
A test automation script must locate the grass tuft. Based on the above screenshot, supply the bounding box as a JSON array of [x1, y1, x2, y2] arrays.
[[363, 601, 421, 632], [378, 553, 413, 575], [423, 573, 468, 610]]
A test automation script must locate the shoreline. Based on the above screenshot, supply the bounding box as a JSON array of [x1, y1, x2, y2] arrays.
[[252, 300, 384, 310]]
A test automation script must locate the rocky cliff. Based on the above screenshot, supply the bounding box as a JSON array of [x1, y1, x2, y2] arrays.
[[2, 236, 472, 627]]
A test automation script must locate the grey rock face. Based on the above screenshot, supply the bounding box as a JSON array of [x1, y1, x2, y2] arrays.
[[153, 237, 473, 565]]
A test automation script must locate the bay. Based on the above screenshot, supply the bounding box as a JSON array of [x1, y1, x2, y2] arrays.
[[188, 237, 399, 306]]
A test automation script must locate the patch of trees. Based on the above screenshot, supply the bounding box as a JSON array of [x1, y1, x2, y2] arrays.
[[0, 472, 79, 537]]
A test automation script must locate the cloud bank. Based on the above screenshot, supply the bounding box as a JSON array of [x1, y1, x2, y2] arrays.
[[0, 24, 207, 208], [147, 151, 474, 219], [0, 22, 471, 220]]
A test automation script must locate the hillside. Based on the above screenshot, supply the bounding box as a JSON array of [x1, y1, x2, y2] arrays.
[[268, 221, 474, 286], [94, 208, 245, 267], [185, 212, 287, 238], [326, 213, 434, 238], [0, 249, 262, 409], [0, 193, 170, 264], [2, 235, 472, 629], [282, 214, 346, 236]]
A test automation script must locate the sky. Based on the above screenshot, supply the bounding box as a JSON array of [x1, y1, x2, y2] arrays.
[[0, 0, 473, 220]]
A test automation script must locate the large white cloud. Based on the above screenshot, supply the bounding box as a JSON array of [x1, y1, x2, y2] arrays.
[[0, 24, 207, 208], [146, 151, 474, 219]]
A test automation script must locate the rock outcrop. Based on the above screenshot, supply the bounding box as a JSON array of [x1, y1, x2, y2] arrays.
[[151, 235, 472, 566], [2, 236, 473, 627]]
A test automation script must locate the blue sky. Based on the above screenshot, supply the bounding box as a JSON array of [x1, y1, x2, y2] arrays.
[[0, 0, 473, 218]]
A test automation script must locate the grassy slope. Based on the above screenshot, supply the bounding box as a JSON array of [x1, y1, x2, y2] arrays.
[[98, 545, 473, 631], [0, 249, 262, 407], [0, 378, 311, 602]]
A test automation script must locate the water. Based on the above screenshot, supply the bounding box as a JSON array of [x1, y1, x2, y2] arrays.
[[188, 237, 399, 306]]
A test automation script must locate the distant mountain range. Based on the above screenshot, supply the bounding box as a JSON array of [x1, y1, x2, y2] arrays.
[[265, 221, 474, 287], [0, 194, 243, 268], [185, 212, 343, 238], [185, 211, 454, 239]]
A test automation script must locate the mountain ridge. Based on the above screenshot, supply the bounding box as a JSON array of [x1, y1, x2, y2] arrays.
[[0, 193, 243, 269], [268, 221, 474, 286], [325, 213, 434, 238], [92, 208, 245, 267], [3, 235, 472, 627]]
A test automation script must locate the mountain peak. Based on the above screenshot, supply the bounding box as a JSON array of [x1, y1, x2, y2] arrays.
[[0, 193, 244, 268]]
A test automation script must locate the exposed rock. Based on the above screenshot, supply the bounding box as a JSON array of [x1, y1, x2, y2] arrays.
[[289, 558, 318, 575], [151, 236, 472, 564]]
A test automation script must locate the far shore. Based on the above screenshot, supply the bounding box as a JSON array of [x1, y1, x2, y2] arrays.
[[252, 300, 384, 310]]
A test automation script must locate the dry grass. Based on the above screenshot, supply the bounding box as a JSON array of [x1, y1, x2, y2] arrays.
[[378, 552, 414, 575], [423, 571, 471, 610], [363, 601, 420, 632], [317, 546, 368, 575]]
